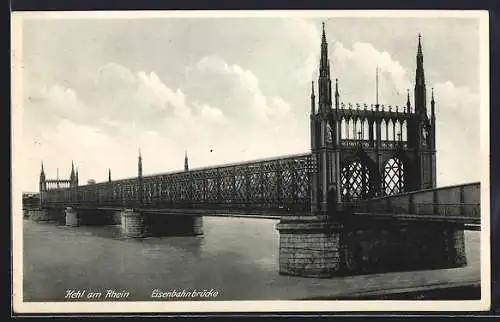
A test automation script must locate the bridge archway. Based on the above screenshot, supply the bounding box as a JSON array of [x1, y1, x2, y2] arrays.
[[340, 155, 378, 202], [383, 156, 405, 196]]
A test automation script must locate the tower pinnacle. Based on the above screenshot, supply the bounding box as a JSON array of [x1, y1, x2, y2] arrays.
[[39, 161, 46, 192], [39, 161, 46, 182], [310, 81, 316, 115], [318, 22, 332, 112], [417, 33, 422, 55], [431, 87, 436, 119], [138, 148, 143, 177], [70, 160, 75, 182], [184, 150, 189, 171], [335, 78, 339, 109], [322, 22, 326, 42], [406, 89, 411, 112], [414, 33, 427, 117]]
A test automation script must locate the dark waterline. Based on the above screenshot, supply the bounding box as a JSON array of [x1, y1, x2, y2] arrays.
[[22, 217, 481, 301]]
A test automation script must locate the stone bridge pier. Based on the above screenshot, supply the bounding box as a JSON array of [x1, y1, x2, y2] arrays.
[[28, 208, 65, 223], [120, 209, 203, 238], [64, 207, 119, 227], [276, 214, 467, 278], [62, 207, 203, 238]]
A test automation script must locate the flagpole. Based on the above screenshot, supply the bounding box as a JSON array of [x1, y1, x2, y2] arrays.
[[376, 66, 379, 106]]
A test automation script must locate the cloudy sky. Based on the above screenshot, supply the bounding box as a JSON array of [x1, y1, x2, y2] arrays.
[[14, 12, 486, 192]]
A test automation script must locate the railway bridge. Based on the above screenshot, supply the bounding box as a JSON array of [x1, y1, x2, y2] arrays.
[[24, 24, 481, 278]]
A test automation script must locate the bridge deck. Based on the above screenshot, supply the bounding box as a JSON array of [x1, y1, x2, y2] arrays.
[[32, 172, 481, 227], [345, 182, 480, 227]]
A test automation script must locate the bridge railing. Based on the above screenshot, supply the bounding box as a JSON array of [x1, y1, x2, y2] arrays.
[[41, 153, 318, 213], [339, 139, 408, 149], [344, 182, 481, 220]]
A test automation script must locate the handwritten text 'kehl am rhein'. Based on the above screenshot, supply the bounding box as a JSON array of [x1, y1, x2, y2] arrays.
[[65, 289, 130, 300]]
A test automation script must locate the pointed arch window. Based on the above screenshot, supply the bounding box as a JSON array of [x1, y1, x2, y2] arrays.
[[384, 157, 405, 195], [341, 160, 370, 201]]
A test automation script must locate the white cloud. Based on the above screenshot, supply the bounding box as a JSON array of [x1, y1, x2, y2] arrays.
[[193, 101, 227, 124], [26, 84, 89, 124], [136, 71, 192, 119], [21, 58, 308, 191], [433, 81, 480, 187], [332, 41, 411, 106]]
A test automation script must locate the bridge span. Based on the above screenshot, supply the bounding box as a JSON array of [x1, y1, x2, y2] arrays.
[[24, 25, 482, 279], [25, 156, 480, 278]]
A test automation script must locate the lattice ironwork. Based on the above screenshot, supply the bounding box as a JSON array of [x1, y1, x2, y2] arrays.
[[41, 153, 317, 213], [341, 161, 370, 201], [384, 157, 405, 195]]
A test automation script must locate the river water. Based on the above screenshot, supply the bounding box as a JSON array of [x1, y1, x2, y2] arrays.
[[22, 217, 481, 301]]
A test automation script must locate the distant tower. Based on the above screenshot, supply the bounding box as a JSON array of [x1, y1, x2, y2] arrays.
[[70, 161, 76, 188], [138, 149, 143, 178], [75, 167, 79, 186], [137, 149, 143, 205], [108, 168, 112, 183], [39, 161, 46, 193], [184, 150, 189, 171]]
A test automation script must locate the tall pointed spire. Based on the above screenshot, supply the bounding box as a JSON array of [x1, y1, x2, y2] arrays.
[[75, 167, 79, 186], [318, 21, 332, 113], [319, 22, 328, 78], [70, 160, 75, 183], [417, 33, 423, 55], [138, 148, 143, 178], [39, 161, 45, 182], [137, 148, 144, 205], [184, 150, 189, 171], [39, 161, 46, 193], [414, 33, 427, 117], [108, 168, 112, 183], [406, 89, 411, 112], [335, 78, 339, 109], [431, 87, 435, 119], [310, 81, 316, 115]]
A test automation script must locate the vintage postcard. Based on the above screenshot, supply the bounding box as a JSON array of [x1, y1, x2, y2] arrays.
[[11, 10, 491, 313]]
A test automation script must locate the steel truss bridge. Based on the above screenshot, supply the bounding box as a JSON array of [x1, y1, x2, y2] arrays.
[[36, 152, 480, 228], [41, 153, 316, 216]]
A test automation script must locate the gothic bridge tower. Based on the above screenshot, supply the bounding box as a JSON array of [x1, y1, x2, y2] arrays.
[[310, 25, 437, 217], [39, 162, 46, 193], [39, 161, 80, 192]]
